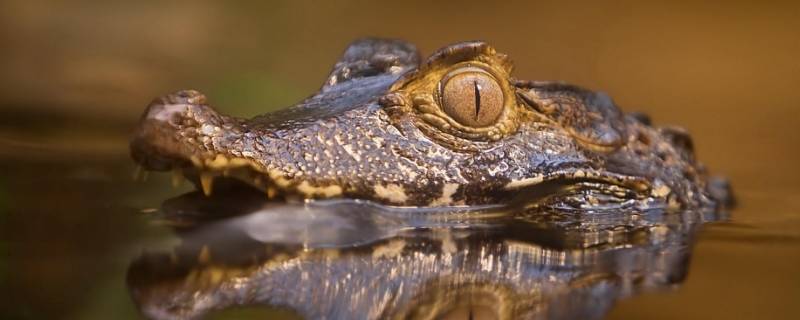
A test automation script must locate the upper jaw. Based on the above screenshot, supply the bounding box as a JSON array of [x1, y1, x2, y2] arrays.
[[131, 90, 231, 170], [130, 90, 273, 197], [130, 90, 656, 207], [130, 89, 370, 202]]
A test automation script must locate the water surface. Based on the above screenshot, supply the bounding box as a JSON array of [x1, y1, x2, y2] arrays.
[[1, 1, 799, 319]]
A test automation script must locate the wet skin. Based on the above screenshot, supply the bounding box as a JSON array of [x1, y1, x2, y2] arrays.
[[128, 39, 733, 319], [130, 39, 731, 210]]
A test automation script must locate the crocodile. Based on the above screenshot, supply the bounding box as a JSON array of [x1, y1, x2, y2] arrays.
[[128, 39, 733, 319], [130, 38, 731, 210]]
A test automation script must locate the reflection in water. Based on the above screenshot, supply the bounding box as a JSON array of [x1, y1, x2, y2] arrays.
[[127, 185, 723, 319]]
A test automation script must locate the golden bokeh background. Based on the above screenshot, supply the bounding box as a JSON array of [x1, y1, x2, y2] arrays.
[[0, 1, 798, 319]]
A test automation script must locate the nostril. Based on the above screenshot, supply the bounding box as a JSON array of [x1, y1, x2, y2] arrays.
[[132, 90, 214, 171], [143, 90, 208, 123], [165, 89, 206, 104]]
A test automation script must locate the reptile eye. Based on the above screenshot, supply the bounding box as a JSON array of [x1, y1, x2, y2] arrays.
[[440, 69, 504, 127]]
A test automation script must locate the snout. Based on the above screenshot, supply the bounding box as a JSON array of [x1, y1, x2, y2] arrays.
[[130, 90, 228, 171]]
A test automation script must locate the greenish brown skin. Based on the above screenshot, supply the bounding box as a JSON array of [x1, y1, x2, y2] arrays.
[[131, 39, 730, 210]]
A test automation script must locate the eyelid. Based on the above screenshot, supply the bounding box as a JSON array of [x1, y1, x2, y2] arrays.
[[438, 66, 497, 93]]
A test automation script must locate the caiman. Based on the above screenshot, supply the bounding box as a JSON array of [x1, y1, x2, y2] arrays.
[[130, 39, 731, 210], [127, 39, 733, 320]]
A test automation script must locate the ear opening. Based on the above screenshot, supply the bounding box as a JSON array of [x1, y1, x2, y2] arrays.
[[516, 82, 628, 150]]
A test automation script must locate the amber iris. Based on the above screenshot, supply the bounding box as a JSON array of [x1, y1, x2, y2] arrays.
[[440, 70, 504, 127]]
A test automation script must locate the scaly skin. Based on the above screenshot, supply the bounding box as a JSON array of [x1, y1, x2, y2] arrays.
[[130, 39, 730, 209]]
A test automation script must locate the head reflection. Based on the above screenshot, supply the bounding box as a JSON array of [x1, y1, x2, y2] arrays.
[[127, 184, 722, 320]]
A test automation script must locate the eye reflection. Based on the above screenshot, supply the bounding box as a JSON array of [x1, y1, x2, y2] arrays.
[[440, 68, 504, 127]]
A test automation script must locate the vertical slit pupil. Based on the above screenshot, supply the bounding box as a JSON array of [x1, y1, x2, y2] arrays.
[[473, 80, 481, 119]]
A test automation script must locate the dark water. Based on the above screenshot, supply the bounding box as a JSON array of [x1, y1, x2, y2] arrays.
[[0, 139, 725, 319], [1, 1, 799, 319], [0, 116, 794, 319]]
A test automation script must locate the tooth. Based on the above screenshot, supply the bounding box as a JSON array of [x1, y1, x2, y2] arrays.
[[198, 245, 211, 264], [200, 173, 214, 196], [171, 168, 185, 187], [266, 186, 277, 199]]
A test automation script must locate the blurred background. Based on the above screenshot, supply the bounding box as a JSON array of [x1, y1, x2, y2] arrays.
[[0, 0, 798, 319]]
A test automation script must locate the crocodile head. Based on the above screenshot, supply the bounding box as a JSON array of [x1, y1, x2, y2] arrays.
[[131, 39, 729, 209]]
